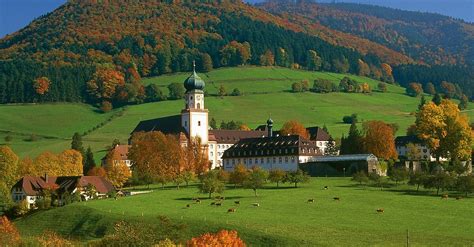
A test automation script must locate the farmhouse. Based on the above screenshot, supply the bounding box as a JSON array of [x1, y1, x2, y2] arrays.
[[395, 135, 447, 162], [11, 175, 115, 208], [101, 144, 132, 168]]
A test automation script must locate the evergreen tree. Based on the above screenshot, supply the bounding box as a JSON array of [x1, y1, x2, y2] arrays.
[[418, 95, 426, 111], [71, 132, 84, 154], [458, 94, 469, 110], [340, 122, 363, 154], [210, 118, 217, 129], [322, 124, 328, 134], [84, 146, 96, 175], [432, 93, 442, 105]]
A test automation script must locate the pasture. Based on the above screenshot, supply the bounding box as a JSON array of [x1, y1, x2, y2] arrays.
[[0, 66, 473, 161], [14, 178, 474, 246]]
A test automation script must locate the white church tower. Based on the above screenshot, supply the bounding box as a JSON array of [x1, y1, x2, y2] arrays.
[[181, 62, 209, 145]]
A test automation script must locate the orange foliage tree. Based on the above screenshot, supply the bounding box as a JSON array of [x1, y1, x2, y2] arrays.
[[36, 230, 72, 247], [86, 67, 125, 102], [129, 132, 183, 186], [187, 230, 246, 247], [259, 50, 275, 66], [362, 121, 398, 160], [0, 216, 21, 246], [104, 148, 131, 188], [87, 167, 107, 177], [33, 77, 51, 95], [280, 120, 309, 139]]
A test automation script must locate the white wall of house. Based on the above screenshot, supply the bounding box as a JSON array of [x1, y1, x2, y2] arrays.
[[396, 143, 448, 162]]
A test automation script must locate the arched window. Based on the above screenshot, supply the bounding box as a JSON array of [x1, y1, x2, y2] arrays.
[[197, 103, 201, 109]]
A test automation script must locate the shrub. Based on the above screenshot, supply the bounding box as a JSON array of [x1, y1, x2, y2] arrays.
[[100, 101, 113, 113], [406, 82, 423, 97], [36, 230, 73, 247], [187, 230, 245, 247], [231, 88, 241, 96], [4, 135, 13, 142], [284, 169, 310, 188], [13, 199, 29, 216], [342, 113, 358, 124], [312, 79, 337, 93], [0, 216, 21, 246], [377, 82, 387, 92], [351, 170, 368, 185]]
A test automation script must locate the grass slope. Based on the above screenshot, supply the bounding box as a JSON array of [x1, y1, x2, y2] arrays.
[[15, 178, 474, 246], [0, 66, 473, 161]]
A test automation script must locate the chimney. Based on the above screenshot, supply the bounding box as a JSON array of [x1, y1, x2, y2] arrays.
[[266, 118, 273, 137]]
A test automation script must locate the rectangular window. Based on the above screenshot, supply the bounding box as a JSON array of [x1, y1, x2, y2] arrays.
[[198, 121, 201, 126]]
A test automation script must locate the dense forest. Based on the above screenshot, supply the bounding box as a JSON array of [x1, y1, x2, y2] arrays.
[[0, 0, 473, 106]]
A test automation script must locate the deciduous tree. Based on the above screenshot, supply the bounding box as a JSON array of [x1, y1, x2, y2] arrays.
[[0, 145, 20, 188], [199, 170, 225, 199], [362, 121, 398, 160], [406, 82, 423, 97], [306, 50, 322, 71], [352, 170, 368, 185], [187, 230, 245, 247], [244, 166, 268, 197], [424, 82, 436, 95], [0, 216, 21, 246], [269, 169, 286, 187], [280, 120, 309, 139], [33, 77, 51, 95], [87, 67, 125, 102], [284, 169, 310, 188], [229, 164, 249, 188]]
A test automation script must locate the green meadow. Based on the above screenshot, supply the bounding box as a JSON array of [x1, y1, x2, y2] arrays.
[[14, 178, 474, 246], [0, 66, 473, 161]]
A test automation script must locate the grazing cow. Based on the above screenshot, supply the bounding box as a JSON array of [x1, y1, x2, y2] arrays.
[[186, 204, 191, 208], [324, 186, 329, 190], [215, 202, 222, 206], [307, 199, 315, 203], [376, 208, 384, 213], [333, 197, 340, 201], [210, 202, 216, 206], [441, 194, 449, 199], [228, 208, 236, 213], [252, 203, 260, 207], [234, 201, 240, 205], [195, 199, 201, 204], [456, 196, 463, 200]]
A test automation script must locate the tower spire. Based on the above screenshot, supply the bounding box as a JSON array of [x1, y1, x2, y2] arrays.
[[193, 60, 196, 73]]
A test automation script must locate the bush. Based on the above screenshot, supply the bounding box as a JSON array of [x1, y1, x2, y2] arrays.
[[352, 170, 368, 185], [312, 79, 337, 93], [4, 135, 13, 142], [13, 199, 29, 216], [342, 113, 358, 124], [378, 82, 387, 92], [188, 230, 245, 247], [37, 230, 73, 247], [100, 101, 113, 113], [0, 216, 21, 246], [231, 88, 241, 96]]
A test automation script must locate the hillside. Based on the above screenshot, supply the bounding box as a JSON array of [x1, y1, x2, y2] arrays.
[[0, 0, 456, 106], [1, 67, 473, 161], [14, 178, 474, 245]]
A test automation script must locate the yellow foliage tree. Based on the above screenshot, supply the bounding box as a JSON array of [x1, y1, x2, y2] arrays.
[[33, 150, 83, 176], [0, 145, 20, 188], [416, 100, 472, 161], [104, 149, 131, 188]]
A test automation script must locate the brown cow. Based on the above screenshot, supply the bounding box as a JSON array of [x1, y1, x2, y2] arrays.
[[456, 196, 463, 200], [333, 197, 340, 201], [307, 199, 315, 203], [376, 208, 384, 213], [215, 202, 222, 206], [234, 201, 240, 205], [441, 194, 449, 199], [195, 199, 201, 204], [228, 208, 236, 213]]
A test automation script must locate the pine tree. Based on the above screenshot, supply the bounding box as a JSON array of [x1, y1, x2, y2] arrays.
[[71, 132, 84, 154], [84, 146, 96, 175], [341, 122, 363, 154], [418, 95, 426, 111], [432, 93, 442, 105], [210, 118, 217, 129]]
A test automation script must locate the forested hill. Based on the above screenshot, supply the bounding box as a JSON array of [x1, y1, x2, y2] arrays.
[[0, 0, 473, 105], [258, 1, 474, 66]]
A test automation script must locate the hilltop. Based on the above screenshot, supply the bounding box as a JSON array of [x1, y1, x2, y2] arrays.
[[0, 67, 472, 161]]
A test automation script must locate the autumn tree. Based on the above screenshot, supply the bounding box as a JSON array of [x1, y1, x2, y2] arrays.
[[87, 67, 125, 103], [129, 131, 187, 187], [284, 169, 310, 188], [100, 101, 113, 112], [87, 167, 106, 177], [199, 53, 213, 72], [416, 100, 473, 161], [229, 164, 249, 188], [406, 82, 423, 97], [244, 166, 268, 197], [220, 41, 251, 66], [199, 170, 225, 199], [104, 159, 131, 189], [218, 85, 227, 97], [306, 50, 322, 71], [406, 143, 421, 160], [36, 230, 73, 247], [0, 216, 21, 246], [377, 82, 387, 92], [187, 230, 245, 247], [259, 50, 275, 66], [0, 145, 20, 188], [59, 149, 84, 176], [357, 59, 370, 77], [362, 121, 398, 160], [182, 137, 210, 175], [380, 63, 394, 83], [275, 47, 290, 67], [269, 169, 286, 187], [332, 56, 349, 73], [424, 82, 436, 95], [280, 120, 309, 139], [440, 81, 456, 98], [33, 77, 51, 95]]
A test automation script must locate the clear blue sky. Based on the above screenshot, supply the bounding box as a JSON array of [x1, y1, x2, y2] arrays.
[[1, 0, 473, 38]]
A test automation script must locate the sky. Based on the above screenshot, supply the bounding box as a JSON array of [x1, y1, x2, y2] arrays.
[[0, 0, 473, 38]]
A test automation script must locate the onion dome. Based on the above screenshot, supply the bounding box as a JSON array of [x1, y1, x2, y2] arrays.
[[183, 62, 205, 92], [267, 118, 274, 125]]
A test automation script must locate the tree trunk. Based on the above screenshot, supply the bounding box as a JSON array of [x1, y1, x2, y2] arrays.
[[209, 191, 212, 199], [294, 182, 298, 188], [186, 181, 189, 187], [254, 189, 257, 197], [277, 181, 279, 188], [416, 184, 420, 192], [436, 186, 440, 195]]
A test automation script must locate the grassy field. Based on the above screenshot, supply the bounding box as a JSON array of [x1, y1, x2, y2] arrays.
[[14, 178, 474, 246], [0, 66, 473, 161]]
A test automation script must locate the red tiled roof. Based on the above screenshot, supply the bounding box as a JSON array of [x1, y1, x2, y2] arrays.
[[79, 176, 115, 193], [12, 176, 57, 196], [113, 145, 130, 160], [12, 176, 115, 195]]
